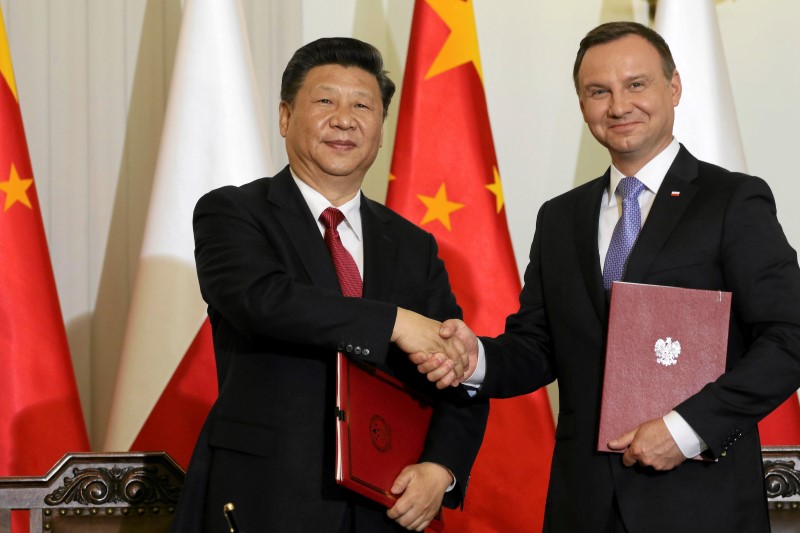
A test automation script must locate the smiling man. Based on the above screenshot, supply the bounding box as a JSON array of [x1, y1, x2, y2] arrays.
[[416, 21, 800, 532], [576, 30, 680, 178], [170, 38, 488, 533]]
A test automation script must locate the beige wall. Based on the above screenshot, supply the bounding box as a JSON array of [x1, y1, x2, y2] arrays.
[[2, 0, 798, 445]]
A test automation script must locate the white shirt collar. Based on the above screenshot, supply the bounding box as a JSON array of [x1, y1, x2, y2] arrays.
[[291, 172, 363, 241], [606, 138, 680, 205]]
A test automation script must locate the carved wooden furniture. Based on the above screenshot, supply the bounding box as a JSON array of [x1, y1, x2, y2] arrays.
[[763, 446, 800, 533], [3, 447, 798, 530], [0, 452, 184, 533]]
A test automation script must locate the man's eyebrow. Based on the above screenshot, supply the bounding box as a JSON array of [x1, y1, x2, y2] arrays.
[[311, 84, 377, 101], [622, 73, 650, 84]]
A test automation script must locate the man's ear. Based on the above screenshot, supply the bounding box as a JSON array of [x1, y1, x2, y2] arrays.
[[670, 70, 682, 107], [279, 101, 291, 138]]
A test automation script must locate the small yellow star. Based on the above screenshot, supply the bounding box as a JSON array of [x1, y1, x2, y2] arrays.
[[425, 0, 483, 82], [418, 183, 465, 231], [0, 164, 33, 211], [388, 173, 396, 182], [485, 166, 504, 213]]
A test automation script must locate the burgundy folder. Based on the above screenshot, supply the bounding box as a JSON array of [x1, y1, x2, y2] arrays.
[[597, 282, 731, 457], [335, 353, 444, 531]]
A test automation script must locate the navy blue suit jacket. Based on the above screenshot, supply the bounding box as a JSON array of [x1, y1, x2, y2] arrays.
[[479, 146, 800, 532], [172, 166, 488, 532]]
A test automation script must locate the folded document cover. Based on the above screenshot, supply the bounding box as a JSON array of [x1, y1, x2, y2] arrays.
[[335, 353, 444, 531], [597, 282, 731, 457]]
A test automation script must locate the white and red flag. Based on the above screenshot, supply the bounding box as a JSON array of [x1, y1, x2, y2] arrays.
[[103, 0, 272, 467]]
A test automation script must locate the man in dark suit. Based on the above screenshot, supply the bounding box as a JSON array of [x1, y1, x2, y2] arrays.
[[171, 37, 488, 533], [417, 21, 800, 532]]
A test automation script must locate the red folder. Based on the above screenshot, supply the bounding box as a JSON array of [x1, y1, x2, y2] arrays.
[[335, 353, 444, 531], [597, 282, 731, 457]]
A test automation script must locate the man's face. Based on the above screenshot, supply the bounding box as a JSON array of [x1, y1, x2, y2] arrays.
[[280, 64, 384, 189], [578, 34, 681, 174]]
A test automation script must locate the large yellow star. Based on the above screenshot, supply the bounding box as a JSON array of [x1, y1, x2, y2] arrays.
[[425, 0, 483, 82], [0, 164, 33, 211], [418, 183, 465, 231], [485, 166, 504, 213]]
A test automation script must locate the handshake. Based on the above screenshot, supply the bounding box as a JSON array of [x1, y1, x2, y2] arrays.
[[391, 308, 478, 389]]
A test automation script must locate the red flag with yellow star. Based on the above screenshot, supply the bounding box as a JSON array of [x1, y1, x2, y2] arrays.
[[386, 1, 554, 531], [0, 7, 89, 478]]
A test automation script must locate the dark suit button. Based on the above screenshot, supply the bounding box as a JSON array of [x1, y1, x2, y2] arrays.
[[337, 342, 346, 351], [362, 349, 370, 357], [354, 346, 362, 355], [345, 344, 354, 353]]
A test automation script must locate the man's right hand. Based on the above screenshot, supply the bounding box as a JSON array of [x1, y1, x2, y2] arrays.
[[410, 319, 479, 389], [391, 309, 468, 379]]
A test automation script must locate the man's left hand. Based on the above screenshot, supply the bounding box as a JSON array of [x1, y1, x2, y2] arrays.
[[608, 418, 687, 471], [387, 462, 451, 531]]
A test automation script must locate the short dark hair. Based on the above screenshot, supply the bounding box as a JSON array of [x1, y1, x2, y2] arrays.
[[281, 37, 396, 120], [573, 21, 676, 92]]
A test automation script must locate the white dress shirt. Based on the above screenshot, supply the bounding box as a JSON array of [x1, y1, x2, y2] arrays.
[[292, 173, 364, 276]]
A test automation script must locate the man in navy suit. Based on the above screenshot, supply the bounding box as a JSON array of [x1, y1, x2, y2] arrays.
[[418, 21, 800, 532], [171, 37, 488, 533]]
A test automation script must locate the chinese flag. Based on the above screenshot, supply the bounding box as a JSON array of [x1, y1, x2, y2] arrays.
[[0, 6, 89, 478], [386, 1, 555, 531]]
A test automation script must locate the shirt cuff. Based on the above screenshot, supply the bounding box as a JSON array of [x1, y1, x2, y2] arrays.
[[462, 339, 487, 396], [663, 410, 707, 459], [446, 473, 456, 492]]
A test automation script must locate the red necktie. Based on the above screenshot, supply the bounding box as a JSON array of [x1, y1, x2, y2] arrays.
[[319, 207, 363, 298]]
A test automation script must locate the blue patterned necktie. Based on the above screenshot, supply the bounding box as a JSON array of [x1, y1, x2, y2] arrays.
[[603, 176, 646, 290]]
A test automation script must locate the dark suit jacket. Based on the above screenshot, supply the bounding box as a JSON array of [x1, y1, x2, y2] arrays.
[[479, 146, 800, 532], [171, 166, 488, 533]]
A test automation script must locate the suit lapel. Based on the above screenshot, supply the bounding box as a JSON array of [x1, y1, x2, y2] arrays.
[[576, 173, 610, 322], [360, 196, 397, 301], [624, 146, 700, 283], [268, 166, 342, 292]]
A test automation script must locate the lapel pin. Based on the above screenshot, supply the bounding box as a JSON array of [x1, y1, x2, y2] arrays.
[[671, 191, 681, 197]]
